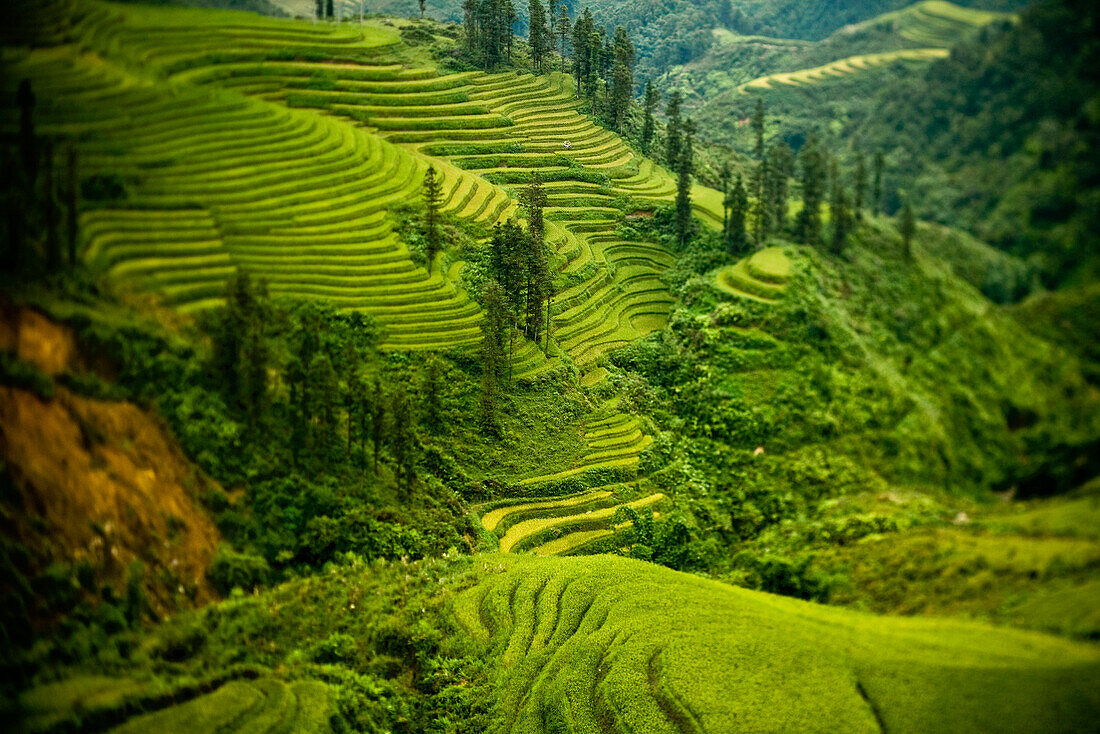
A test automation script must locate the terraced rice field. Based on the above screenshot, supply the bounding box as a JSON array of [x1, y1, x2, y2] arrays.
[[475, 411, 661, 557], [738, 48, 949, 93], [735, 1, 1006, 97], [872, 0, 1008, 46], [715, 246, 792, 302], [3, 0, 728, 373], [192, 62, 715, 368], [2, 13, 496, 350], [517, 412, 653, 487], [19, 675, 332, 733], [484, 487, 665, 555], [453, 554, 1100, 734]]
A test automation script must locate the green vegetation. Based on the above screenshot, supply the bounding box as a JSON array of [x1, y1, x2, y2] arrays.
[[2, 0, 1100, 731], [454, 553, 1100, 733]]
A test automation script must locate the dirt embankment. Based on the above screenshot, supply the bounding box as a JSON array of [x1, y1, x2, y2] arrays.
[[0, 305, 222, 619]]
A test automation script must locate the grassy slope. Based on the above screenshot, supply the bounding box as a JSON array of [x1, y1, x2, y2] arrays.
[[456, 554, 1100, 733], [810, 479, 1100, 639], [18, 552, 1100, 733], [669, 0, 1010, 150]]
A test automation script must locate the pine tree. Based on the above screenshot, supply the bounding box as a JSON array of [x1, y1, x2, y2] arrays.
[[768, 142, 794, 233], [17, 81, 37, 184], [462, 0, 478, 55], [752, 153, 771, 247], [391, 383, 416, 494], [718, 161, 732, 232], [356, 375, 371, 466], [830, 182, 851, 254], [520, 174, 549, 345], [65, 145, 78, 268], [423, 165, 442, 269], [726, 173, 748, 254], [479, 279, 508, 433], [872, 151, 884, 215], [371, 377, 385, 474], [346, 370, 364, 458], [641, 80, 657, 154], [665, 90, 682, 170], [557, 6, 570, 72], [325, 0, 334, 19], [899, 200, 915, 259], [854, 154, 867, 221], [609, 27, 634, 134], [571, 9, 591, 94], [675, 118, 695, 247], [751, 98, 765, 161], [212, 273, 246, 409], [43, 141, 60, 273], [795, 136, 826, 245], [307, 352, 339, 457], [528, 0, 548, 73], [422, 356, 444, 434], [582, 25, 602, 101], [240, 279, 271, 438], [503, 0, 517, 60]]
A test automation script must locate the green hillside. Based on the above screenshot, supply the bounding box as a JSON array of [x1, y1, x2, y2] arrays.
[[2, 0, 1099, 732], [665, 0, 1011, 153], [16, 553, 1100, 733], [1, 0, 727, 374]]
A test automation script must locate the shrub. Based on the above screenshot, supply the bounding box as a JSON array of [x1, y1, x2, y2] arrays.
[[0, 352, 54, 400], [310, 632, 358, 665], [732, 550, 838, 602], [207, 545, 270, 595], [80, 174, 128, 202]]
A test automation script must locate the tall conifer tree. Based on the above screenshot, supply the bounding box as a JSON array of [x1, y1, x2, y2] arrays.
[[795, 136, 826, 245], [641, 80, 657, 154], [665, 90, 682, 170], [423, 166, 442, 268]]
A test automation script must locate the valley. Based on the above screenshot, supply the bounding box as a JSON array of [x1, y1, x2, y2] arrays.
[[1, 0, 1098, 731]]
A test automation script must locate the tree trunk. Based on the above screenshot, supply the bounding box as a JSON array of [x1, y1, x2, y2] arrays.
[[44, 143, 60, 273], [66, 146, 78, 268]]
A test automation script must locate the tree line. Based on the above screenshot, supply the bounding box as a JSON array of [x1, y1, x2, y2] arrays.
[[2, 80, 81, 279], [462, 2, 638, 135], [713, 99, 914, 257], [206, 273, 432, 494]]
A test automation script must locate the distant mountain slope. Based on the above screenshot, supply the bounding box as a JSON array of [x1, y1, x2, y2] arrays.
[[315, 0, 1029, 79], [729, 0, 1026, 39], [666, 0, 1010, 141], [850, 0, 1100, 283]]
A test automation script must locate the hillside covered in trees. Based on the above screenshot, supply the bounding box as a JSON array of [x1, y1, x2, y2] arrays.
[[1, 0, 1098, 731]]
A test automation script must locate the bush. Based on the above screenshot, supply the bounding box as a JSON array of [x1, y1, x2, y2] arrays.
[[732, 550, 838, 602], [207, 545, 270, 595], [80, 174, 127, 202], [0, 352, 54, 400], [310, 632, 359, 665]]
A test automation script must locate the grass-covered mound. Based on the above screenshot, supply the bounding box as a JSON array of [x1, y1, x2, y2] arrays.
[[17, 552, 1100, 733], [715, 246, 791, 302], [455, 553, 1100, 733]]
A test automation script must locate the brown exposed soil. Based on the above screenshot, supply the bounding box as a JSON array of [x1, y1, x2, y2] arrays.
[[0, 302, 79, 376], [0, 305, 222, 620]]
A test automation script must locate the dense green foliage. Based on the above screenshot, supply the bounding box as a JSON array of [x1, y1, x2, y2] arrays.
[[3, 0, 1100, 731], [850, 0, 1100, 284]]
